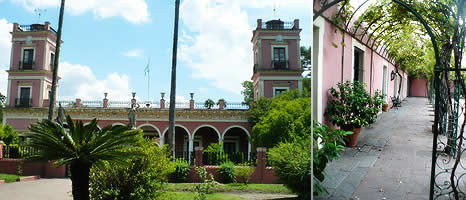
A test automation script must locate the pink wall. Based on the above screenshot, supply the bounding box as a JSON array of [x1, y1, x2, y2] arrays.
[[8, 79, 42, 107], [320, 19, 409, 123], [263, 80, 299, 97], [410, 78, 428, 97]]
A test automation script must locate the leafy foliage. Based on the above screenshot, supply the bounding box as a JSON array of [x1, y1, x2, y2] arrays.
[[172, 159, 190, 183], [268, 136, 312, 199], [325, 81, 382, 130], [194, 166, 216, 200], [218, 161, 236, 183], [250, 90, 311, 148], [90, 139, 175, 200], [204, 99, 215, 109], [241, 81, 254, 106], [204, 142, 229, 165], [234, 163, 255, 185], [313, 121, 352, 195], [0, 124, 19, 145], [27, 116, 142, 200]]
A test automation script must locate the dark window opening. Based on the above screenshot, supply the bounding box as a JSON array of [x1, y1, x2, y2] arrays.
[[275, 88, 287, 96], [224, 142, 236, 153], [353, 47, 364, 82], [273, 47, 287, 69], [21, 49, 34, 69]]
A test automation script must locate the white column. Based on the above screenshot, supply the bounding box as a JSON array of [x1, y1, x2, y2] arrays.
[[248, 139, 251, 160], [188, 138, 194, 163], [159, 137, 164, 146]]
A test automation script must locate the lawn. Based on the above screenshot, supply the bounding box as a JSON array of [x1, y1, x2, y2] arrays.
[[168, 192, 246, 200], [166, 183, 291, 194], [0, 173, 21, 183]]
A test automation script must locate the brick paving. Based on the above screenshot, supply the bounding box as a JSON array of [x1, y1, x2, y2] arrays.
[[316, 97, 433, 200]]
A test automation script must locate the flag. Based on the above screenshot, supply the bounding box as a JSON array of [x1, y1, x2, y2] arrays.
[[144, 59, 150, 76]]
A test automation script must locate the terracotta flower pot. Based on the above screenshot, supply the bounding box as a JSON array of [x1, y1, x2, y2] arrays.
[[382, 104, 389, 112], [343, 127, 361, 147]]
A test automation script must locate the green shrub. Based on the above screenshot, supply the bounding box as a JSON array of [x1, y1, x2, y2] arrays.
[[313, 121, 351, 196], [234, 163, 255, 185], [0, 124, 19, 145], [172, 159, 190, 183], [90, 139, 175, 200], [268, 137, 312, 199], [204, 142, 229, 165], [218, 161, 236, 183], [194, 166, 216, 200]]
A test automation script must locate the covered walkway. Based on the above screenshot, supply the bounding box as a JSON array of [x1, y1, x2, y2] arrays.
[[316, 97, 433, 200]]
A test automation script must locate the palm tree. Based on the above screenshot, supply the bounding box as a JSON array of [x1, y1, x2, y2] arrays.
[[27, 116, 142, 200]]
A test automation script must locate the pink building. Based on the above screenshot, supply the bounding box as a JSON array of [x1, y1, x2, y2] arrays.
[[251, 19, 303, 100], [2, 20, 303, 159], [312, 3, 410, 123]]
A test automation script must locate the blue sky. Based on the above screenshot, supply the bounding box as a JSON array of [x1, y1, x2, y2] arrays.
[[0, 0, 312, 103]]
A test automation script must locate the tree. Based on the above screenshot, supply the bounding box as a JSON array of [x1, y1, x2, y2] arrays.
[[167, 0, 181, 155], [241, 81, 254, 105], [250, 90, 311, 148], [48, 0, 65, 120], [27, 116, 142, 200]]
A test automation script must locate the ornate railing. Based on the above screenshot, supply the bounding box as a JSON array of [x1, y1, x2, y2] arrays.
[[260, 21, 297, 30], [2, 145, 39, 159], [203, 151, 257, 165], [15, 98, 32, 107]]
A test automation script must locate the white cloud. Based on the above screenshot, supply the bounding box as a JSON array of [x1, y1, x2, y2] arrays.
[[179, 0, 252, 94], [0, 19, 12, 95], [11, 0, 150, 24], [179, 0, 311, 94], [58, 62, 133, 100], [122, 49, 144, 57]]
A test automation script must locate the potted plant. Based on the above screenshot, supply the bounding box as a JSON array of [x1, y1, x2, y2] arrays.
[[382, 102, 389, 112], [204, 99, 215, 109], [325, 81, 382, 147]]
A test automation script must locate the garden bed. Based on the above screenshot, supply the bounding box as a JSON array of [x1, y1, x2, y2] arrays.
[[166, 183, 292, 194]]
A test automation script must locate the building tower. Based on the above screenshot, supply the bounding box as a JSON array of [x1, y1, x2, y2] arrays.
[[6, 22, 60, 108], [251, 19, 302, 101]]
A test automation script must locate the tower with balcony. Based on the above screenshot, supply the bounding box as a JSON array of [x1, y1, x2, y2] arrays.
[[6, 22, 60, 108], [251, 19, 303, 101]]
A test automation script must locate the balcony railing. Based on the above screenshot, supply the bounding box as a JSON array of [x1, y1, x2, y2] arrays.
[[272, 60, 288, 69], [19, 61, 35, 70], [260, 21, 297, 30], [15, 98, 32, 107], [18, 24, 57, 35]]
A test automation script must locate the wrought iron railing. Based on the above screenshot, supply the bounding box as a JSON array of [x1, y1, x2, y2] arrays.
[[166, 102, 190, 109], [272, 60, 288, 69], [224, 102, 249, 110], [15, 98, 32, 107], [107, 101, 131, 108], [19, 61, 35, 70], [2, 145, 39, 159], [260, 21, 297, 30], [203, 151, 256, 165], [57, 100, 75, 107], [19, 24, 56, 35]]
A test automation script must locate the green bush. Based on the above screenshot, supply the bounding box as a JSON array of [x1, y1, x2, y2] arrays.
[[0, 124, 19, 145], [218, 161, 236, 183], [234, 163, 255, 185], [326, 81, 383, 130], [90, 139, 175, 200], [268, 137, 312, 199], [313, 121, 351, 196], [204, 142, 229, 165], [194, 166, 216, 200], [172, 159, 190, 183]]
